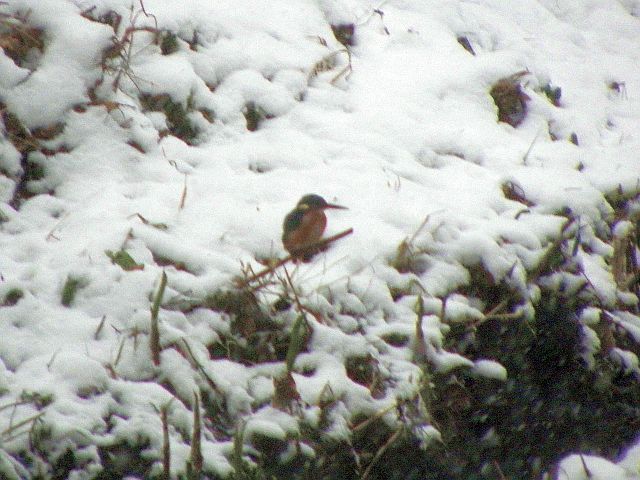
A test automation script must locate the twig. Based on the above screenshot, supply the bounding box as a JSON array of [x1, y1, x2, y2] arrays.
[[528, 217, 574, 283], [0, 399, 37, 413], [45, 212, 70, 241], [578, 269, 606, 309], [483, 311, 524, 322], [161, 403, 171, 480], [181, 339, 221, 394], [484, 299, 508, 318], [239, 228, 353, 286], [351, 402, 397, 433], [408, 215, 432, 246], [178, 173, 187, 210], [361, 427, 403, 480], [493, 460, 508, 480], [598, 311, 617, 353], [150, 270, 167, 366], [308, 49, 350, 84], [282, 266, 305, 313], [232, 420, 246, 474], [190, 391, 203, 475], [137, 0, 157, 27], [356, 1, 389, 26], [523, 126, 544, 165], [94, 315, 107, 340], [413, 295, 428, 362], [331, 48, 353, 84], [46, 349, 61, 371], [1, 411, 45, 437], [469, 309, 525, 331], [579, 454, 593, 479]]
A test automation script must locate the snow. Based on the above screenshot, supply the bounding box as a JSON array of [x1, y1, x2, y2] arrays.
[[472, 359, 507, 381], [1, 0, 640, 477], [556, 453, 638, 480]]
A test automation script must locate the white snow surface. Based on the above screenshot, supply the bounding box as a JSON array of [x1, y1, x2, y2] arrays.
[[556, 453, 640, 480], [1, 0, 640, 477]]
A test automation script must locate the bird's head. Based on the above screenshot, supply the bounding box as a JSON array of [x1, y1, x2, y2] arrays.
[[296, 194, 347, 211]]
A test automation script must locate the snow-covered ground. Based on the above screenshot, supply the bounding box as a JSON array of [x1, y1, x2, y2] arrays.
[[1, 0, 640, 478]]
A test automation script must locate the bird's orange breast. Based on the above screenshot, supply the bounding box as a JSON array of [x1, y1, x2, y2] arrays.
[[283, 210, 327, 255]]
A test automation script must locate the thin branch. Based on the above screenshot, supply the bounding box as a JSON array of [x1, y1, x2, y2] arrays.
[[522, 126, 544, 165], [483, 299, 508, 319], [362, 427, 403, 480], [190, 391, 203, 475], [238, 228, 353, 286], [161, 404, 171, 480], [150, 271, 167, 366], [94, 315, 107, 340], [1, 411, 45, 437], [579, 454, 593, 479], [351, 402, 397, 433], [137, 0, 158, 28], [483, 311, 524, 322], [181, 339, 221, 394], [178, 173, 187, 210], [493, 460, 508, 480]]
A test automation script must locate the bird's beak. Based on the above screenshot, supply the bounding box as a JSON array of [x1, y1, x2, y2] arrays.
[[324, 203, 348, 210]]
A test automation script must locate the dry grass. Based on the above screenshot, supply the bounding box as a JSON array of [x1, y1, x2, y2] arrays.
[[0, 10, 45, 68]]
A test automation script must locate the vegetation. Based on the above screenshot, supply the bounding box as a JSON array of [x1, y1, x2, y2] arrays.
[[1, 3, 639, 479]]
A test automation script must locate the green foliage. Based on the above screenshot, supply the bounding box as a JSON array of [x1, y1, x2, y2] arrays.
[[541, 83, 562, 106], [150, 271, 167, 366], [60, 276, 81, 307], [160, 31, 179, 55], [243, 102, 271, 132], [426, 289, 640, 480], [204, 289, 293, 365], [19, 390, 54, 408], [50, 449, 76, 480], [140, 93, 199, 144], [106, 249, 144, 271], [285, 314, 307, 372], [95, 436, 154, 479], [3, 288, 23, 306]]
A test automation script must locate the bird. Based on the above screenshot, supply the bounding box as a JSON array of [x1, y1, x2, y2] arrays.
[[282, 194, 347, 261]]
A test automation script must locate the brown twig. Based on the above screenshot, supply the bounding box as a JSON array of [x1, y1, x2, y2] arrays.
[[282, 266, 306, 314], [1, 411, 45, 438], [361, 427, 403, 480], [484, 299, 508, 318], [413, 296, 428, 362], [178, 173, 187, 210], [275, 265, 326, 324], [150, 271, 167, 366], [239, 228, 353, 286], [579, 454, 593, 479], [161, 403, 171, 480], [351, 402, 397, 434], [180, 339, 221, 394], [469, 309, 525, 331], [94, 315, 107, 340], [190, 391, 203, 475]]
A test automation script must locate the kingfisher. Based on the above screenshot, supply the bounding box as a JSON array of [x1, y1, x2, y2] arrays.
[[282, 194, 347, 261]]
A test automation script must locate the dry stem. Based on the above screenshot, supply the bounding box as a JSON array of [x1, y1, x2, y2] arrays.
[[238, 228, 353, 286]]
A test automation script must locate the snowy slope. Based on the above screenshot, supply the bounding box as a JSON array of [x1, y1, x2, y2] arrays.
[[1, 0, 640, 478]]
